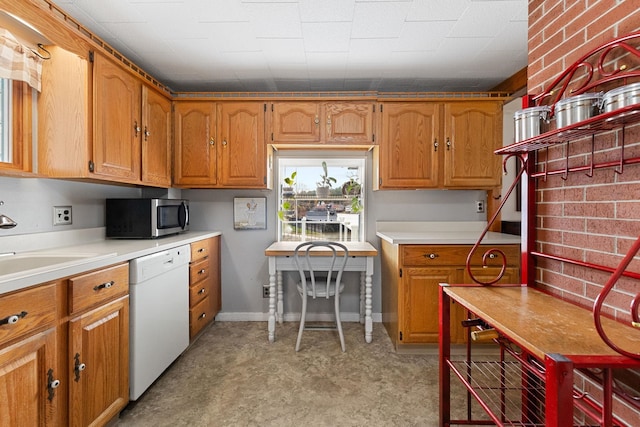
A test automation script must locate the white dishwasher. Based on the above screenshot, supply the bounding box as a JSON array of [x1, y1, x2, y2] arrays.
[[129, 244, 191, 400]]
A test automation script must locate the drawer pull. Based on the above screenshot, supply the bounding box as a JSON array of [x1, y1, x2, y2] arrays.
[[198, 248, 205, 253], [47, 369, 60, 401], [74, 353, 86, 382], [0, 310, 28, 325], [198, 288, 206, 295], [93, 281, 114, 291], [198, 269, 206, 275], [423, 253, 439, 259], [198, 313, 206, 320], [488, 253, 497, 259]]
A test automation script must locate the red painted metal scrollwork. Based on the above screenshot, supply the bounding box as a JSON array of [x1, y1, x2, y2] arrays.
[[465, 154, 526, 285]]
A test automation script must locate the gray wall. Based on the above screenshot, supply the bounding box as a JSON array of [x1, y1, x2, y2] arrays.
[[0, 150, 510, 321]]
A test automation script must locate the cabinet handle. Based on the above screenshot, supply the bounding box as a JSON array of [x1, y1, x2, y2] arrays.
[[74, 353, 86, 382], [209, 137, 215, 146], [314, 115, 319, 125], [144, 126, 150, 141], [198, 269, 206, 275], [423, 253, 439, 259], [198, 288, 206, 295], [134, 121, 141, 136], [198, 248, 205, 253], [93, 281, 114, 291], [198, 312, 206, 320], [446, 137, 451, 150], [433, 139, 439, 152], [47, 369, 60, 401], [488, 253, 497, 259], [222, 139, 228, 146], [0, 310, 27, 325]]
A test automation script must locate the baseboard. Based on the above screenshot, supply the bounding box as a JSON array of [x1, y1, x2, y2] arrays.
[[216, 312, 383, 323]]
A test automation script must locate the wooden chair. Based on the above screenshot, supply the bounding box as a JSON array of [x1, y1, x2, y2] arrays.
[[293, 241, 349, 352]]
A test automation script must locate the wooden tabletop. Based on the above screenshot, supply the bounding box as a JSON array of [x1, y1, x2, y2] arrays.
[[265, 241, 378, 257], [443, 285, 640, 362]]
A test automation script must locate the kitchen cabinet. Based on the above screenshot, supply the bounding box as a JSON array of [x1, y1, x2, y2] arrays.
[[0, 262, 129, 427], [174, 101, 268, 188], [0, 283, 58, 426], [376, 100, 502, 189], [380, 241, 520, 350], [269, 101, 375, 145], [38, 48, 172, 187], [188, 236, 221, 340]]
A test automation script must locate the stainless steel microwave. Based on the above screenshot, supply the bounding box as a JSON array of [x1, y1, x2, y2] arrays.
[[106, 198, 189, 238]]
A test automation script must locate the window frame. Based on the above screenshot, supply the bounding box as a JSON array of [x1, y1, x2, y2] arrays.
[[276, 152, 366, 242], [0, 79, 32, 174]]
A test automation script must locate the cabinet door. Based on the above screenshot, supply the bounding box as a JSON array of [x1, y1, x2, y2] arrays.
[[68, 296, 129, 427], [443, 101, 502, 188], [93, 53, 142, 182], [142, 86, 172, 187], [400, 267, 457, 343], [218, 102, 266, 187], [325, 102, 374, 144], [0, 329, 57, 427], [270, 102, 321, 143], [378, 102, 440, 188], [173, 101, 217, 186]]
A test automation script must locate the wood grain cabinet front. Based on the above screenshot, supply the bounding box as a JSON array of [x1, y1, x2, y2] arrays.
[[269, 101, 375, 145], [376, 100, 502, 190], [38, 48, 172, 187], [381, 241, 520, 350], [188, 236, 221, 340], [174, 101, 268, 188]]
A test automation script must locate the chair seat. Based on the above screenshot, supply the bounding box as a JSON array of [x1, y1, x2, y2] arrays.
[[296, 281, 344, 298]]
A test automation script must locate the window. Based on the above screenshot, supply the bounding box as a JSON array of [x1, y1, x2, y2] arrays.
[[0, 78, 11, 162], [277, 155, 365, 242], [0, 78, 31, 172]]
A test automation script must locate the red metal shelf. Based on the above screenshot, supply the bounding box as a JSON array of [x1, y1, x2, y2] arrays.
[[496, 104, 640, 154]]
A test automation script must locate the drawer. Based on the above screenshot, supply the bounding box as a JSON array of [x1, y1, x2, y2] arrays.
[[189, 296, 214, 338], [402, 245, 520, 267], [190, 239, 210, 262], [68, 263, 129, 315], [189, 257, 210, 284], [0, 283, 56, 346], [189, 279, 211, 307]]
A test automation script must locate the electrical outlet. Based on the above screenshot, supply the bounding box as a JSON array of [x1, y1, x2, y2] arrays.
[[262, 284, 270, 298], [53, 206, 72, 225], [475, 200, 485, 213]]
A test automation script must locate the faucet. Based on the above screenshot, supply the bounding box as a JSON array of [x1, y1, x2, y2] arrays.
[[0, 201, 17, 229]]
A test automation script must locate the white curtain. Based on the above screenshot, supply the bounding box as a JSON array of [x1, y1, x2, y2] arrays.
[[0, 27, 43, 91]]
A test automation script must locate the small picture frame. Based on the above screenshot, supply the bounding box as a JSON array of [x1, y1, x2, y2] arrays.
[[233, 197, 267, 230]]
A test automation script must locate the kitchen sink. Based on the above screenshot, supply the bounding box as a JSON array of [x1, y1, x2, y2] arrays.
[[0, 251, 116, 278]]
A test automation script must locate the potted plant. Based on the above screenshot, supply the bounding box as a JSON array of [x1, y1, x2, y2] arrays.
[[278, 171, 297, 220], [316, 161, 336, 198]]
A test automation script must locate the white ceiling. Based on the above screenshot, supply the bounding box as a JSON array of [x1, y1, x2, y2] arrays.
[[53, 0, 528, 93]]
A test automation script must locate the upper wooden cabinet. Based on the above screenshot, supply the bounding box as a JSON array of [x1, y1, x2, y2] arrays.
[[38, 49, 172, 187], [376, 100, 503, 190], [174, 101, 268, 188], [442, 102, 502, 188], [270, 101, 375, 145]]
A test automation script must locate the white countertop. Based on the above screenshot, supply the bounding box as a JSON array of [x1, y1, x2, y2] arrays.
[[0, 228, 221, 295], [375, 221, 521, 245]]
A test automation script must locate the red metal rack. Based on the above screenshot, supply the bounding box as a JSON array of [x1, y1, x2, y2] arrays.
[[439, 32, 640, 427]]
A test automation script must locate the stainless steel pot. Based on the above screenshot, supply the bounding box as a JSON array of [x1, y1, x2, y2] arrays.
[[602, 82, 640, 113], [554, 92, 603, 128], [514, 106, 551, 142]]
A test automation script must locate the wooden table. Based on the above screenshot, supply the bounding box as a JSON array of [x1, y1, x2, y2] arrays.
[[439, 285, 640, 426], [264, 241, 378, 344]]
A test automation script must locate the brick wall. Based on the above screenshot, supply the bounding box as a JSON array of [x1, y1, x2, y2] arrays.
[[527, 1, 640, 424]]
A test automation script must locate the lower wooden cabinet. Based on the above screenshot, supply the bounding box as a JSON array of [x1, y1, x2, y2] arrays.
[[68, 295, 129, 427], [381, 240, 520, 350], [189, 236, 221, 340], [0, 262, 130, 427]]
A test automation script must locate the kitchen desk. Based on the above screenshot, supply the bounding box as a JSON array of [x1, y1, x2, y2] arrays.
[[264, 241, 378, 343]]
